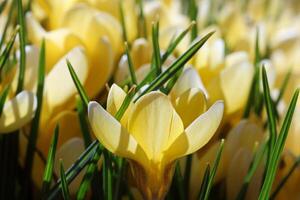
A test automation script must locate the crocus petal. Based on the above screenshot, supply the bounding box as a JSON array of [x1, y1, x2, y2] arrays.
[[26, 13, 82, 71], [226, 148, 264, 200], [63, 4, 122, 54], [0, 91, 37, 133], [220, 60, 254, 114], [174, 88, 207, 127], [189, 142, 225, 200], [165, 101, 224, 161], [128, 92, 184, 161], [84, 37, 114, 97], [88, 101, 146, 165], [54, 138, 85, 195], [106, 84, 132, 127], [171, 66, 208, 99], [44, 47, 88, 113], [38, 111, 83, 154], [13, 45, 39, 91], [131, 38, 152, 69]]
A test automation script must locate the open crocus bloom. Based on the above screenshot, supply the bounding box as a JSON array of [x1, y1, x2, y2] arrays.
[[0, 91, 37, 133], [88, 84, 224, 199]]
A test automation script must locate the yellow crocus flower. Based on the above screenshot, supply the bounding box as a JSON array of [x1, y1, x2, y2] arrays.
[[28, 2, 120, 98], [88, 84, 224, 199], [189, 119, 265, 200], [0, 91, 37, 133], [17, 45, 89, 188]]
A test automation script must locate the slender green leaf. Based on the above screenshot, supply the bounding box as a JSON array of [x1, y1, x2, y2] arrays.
[[259, 88, 299, 199], [0, 26, 19, 72], [198, 164, 210, 200], [136, 0, 147, 38], [0, 84, 10, 115], [47, 140, 98, 200], [0, 0, 15, 49], [76, 145, 102, 200], [203, 139, 225, 200], [124, 42, 137, 85], [115, 86, 136, 121], [135, 31, 214, 101], [24, 39, 46, 189], [76, 97, 92, 147], [275, 69, 292, 106], [174, 163, 185, 200], [0, 0, 7, 14], [16, 0, 27, 93], [67, 60, 89, 107], [262, 66, 277, 152], [42, 125, 59, 197], [60, 160, 71, 200], [119, 0, 128, 42], [184, 155, 192, 196], [236, 142, 267, 200], [152, 21, 161, 76], [188, 0, 198, 41], [270, 156, 300, 199], [243, 29, 262, 118], [103, 150, 113, 200], [161, 21, 196, 64]]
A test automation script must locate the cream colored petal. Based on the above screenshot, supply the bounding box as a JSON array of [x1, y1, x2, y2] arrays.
[[63, 4, 122, 54], [195, 38, 225, 71], [84, 37, 114, 98], [171, 66, 208, 99], [44, 47, 88, 113], [220, 61, 254, 114], [225, 51, 249, 68], [226, 148, 264, 200], [128, 92, 184, 161], [222, 119, 264, 173], [106, 83, 132, 127], [13, 45, 39, 92], [88, 101, 146, 164], [174, 88, 207, 127], [165, 101, 224, 161], [26, 13, 82, 71], [259, 59, 276, 91], [189, 142, 225, 200], [131, 38, 152, 69], [54, 138, 85, 195], [38, 111, 83, 155], [0, 91, 37, 133]]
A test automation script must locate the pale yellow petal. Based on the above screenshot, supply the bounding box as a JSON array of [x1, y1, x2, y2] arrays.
[[0, 91, 37, 133], [63, 4, 122, 54], [131, 38, 152, 69], [128, 92, 184, 161], [54, 138, 85, 195], [165, 101, 224, 161], [13, 45, 39, 92], [44, 47, 88, 114], [106, 84, 132, 127], [84, 37, 114, 97], [220, 60, 254, 114], [171, 66, 208, 99], [226, 148, 264, 200], [38, 111, 83, 154], [26, 13, 82, 71], [174, 88, 207, 127], [189, 142, 225, 200], [88, 101, 146, 165]]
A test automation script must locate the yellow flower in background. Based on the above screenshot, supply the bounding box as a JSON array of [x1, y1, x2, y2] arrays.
[[29, 0, 123, 98], [88, 84, 224, 199], [0, 91, 37, 133], [189, 119, 265, 200], [17, 45, 88, 188]]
